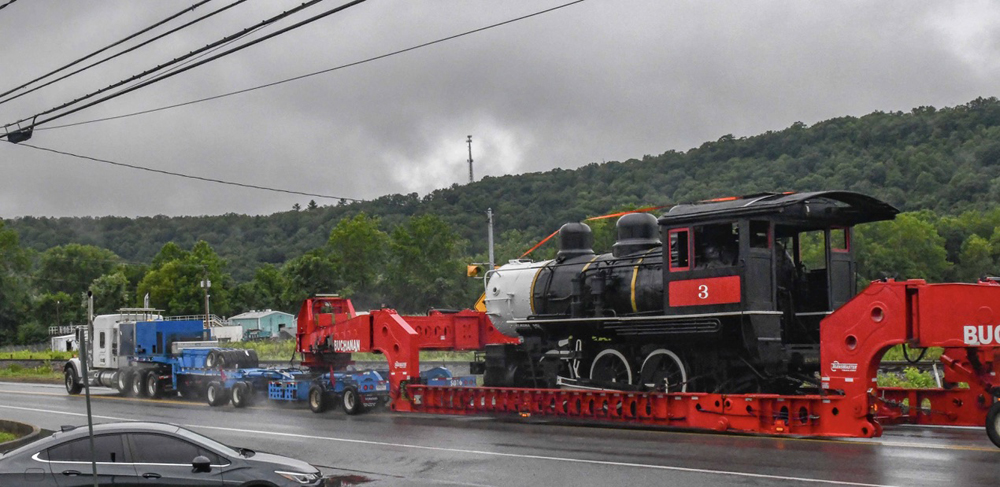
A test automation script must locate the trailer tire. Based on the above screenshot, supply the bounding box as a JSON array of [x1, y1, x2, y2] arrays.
[[145, 371, 162, 399], [116, 369, 133, 396], [342, 386, 363, 415], [205, 350, 219, 368], [245, 349, 259, 368], [64, 368, 82, 395], [987, 402, 1000, 448], [131, 370, 148, 397], [308, 385, 329, 413], [217, 352, 229, 369], [206, 381, 228, 407], [231, 382, 253, 408]]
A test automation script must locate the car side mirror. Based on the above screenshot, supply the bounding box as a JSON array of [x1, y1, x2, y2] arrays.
[[192, 455, 212, 473]]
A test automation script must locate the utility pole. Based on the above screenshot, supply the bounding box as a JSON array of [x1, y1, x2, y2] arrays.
[[83, 292, 97, 487], [200, 267, 211, 328], [467, 135, 474, 183], [487, 208, 495, 271]]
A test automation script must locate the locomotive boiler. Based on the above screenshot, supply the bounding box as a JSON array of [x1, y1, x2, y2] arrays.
[[482, 191, 899, 394]]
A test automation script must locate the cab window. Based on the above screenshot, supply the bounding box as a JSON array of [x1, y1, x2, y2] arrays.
[[694, 222, 739, 268]]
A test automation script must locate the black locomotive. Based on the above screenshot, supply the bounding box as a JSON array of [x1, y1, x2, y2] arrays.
[[482, 191, 898, 393]]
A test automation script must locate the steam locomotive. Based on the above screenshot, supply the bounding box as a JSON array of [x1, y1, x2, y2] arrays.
[[481, 191, 899, 394]]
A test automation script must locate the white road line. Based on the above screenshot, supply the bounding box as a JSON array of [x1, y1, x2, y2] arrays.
[[0, 404, 896, 487]]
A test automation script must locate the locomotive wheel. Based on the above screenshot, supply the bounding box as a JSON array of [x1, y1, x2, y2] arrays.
[[987, 402, 1000, 448], [589, 349, 634, 385], [639, 349, 688, 392]]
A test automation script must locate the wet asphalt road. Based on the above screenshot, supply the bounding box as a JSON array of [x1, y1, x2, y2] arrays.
[[0, 381, 997, 486]]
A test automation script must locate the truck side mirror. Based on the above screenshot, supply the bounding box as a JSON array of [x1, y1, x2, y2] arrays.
[[192, 455, 211, 473]]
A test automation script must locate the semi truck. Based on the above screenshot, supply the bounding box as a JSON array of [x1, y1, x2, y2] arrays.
[[63, 308, 389, 414]]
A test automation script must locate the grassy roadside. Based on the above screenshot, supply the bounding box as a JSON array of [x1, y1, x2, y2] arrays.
[[0, 364, 63, 384], [0, 431, 17, 443]]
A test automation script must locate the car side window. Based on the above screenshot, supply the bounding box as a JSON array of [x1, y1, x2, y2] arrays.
[[47, 434, 128, 463], [127, 433, 221, 465]]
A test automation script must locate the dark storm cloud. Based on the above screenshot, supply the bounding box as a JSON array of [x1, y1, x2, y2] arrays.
[[1, 1, 998, 217]]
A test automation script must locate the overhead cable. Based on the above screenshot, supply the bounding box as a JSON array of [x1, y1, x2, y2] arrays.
[[14, 143, 361, 201], [0, 0, 214, 103], [35, 0, 587, 133], [0, 0, 19, 13], [0, 0, 248, 108], [3, 0, 366, 136]]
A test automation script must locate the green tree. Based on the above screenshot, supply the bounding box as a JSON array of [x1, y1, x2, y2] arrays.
[[327, 213, 390, 310], [33, 291, 84, 328], [90, 271, 130, 314], [955, 234, 995, 282], [281, 249, 339, 311], [137, 241, 232, 316], [38, 244, 119, 295], [855, 213, 951, 282], [0, 222, 30, 344], [232, 264, 291, 313], [387, 214, 467, 312]]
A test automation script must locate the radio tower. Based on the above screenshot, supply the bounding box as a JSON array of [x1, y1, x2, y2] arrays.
[[467, 135, 474, 183]]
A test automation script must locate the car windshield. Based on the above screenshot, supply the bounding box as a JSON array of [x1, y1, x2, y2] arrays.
[[173, 427, 240, 457]]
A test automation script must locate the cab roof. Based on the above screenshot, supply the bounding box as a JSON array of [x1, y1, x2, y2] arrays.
[[658, 191, 899, 227]]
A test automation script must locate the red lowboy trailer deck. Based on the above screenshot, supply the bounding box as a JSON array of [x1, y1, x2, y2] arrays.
[[295, 280, 1000, 446]]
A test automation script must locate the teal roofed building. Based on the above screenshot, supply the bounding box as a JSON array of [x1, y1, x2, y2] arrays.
[[229, 309, 296, 340]]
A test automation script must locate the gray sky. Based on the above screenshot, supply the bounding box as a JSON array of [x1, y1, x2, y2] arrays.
[[1, 0, 998, 217]]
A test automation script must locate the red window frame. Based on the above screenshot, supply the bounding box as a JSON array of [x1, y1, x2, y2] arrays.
[[668, 228, 691, 272]]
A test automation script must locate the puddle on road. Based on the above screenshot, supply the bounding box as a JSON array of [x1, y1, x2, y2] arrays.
[[323, 474, 373, 486]]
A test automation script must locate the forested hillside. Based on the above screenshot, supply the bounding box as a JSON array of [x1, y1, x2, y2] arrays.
[[2, 97, 1000, 344]]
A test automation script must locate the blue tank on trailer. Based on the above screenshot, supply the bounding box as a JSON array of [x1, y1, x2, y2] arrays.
[[133, 320, 205, 356]]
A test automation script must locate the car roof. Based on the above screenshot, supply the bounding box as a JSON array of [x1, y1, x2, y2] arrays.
[[3, 422, 184, 456]]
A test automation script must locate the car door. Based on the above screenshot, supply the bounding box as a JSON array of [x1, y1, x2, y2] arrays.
[[125, 433, 225, 486], [44, 434, 139, 486]]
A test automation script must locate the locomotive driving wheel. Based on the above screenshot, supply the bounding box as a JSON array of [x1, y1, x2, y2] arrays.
[[589, 348, 634, 385], [639, 349, 687, 392]]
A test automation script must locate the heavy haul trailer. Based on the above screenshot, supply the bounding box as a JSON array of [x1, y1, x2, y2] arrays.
[[63, 311, 390, 413], [295, 191, 1000, 447], [300, 281, 1000, 446]]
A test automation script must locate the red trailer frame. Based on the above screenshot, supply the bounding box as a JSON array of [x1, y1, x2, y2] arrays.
[[294, 280, 1000, 444]]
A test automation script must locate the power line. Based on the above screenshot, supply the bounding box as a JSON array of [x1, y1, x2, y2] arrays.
[[0, 0, 248, 108], [33, 0, 587, 133], [0, 0, 19, 13], [0, 0, 214, 103], [13, 143, 361, 201], [2, 0, 358, 136]]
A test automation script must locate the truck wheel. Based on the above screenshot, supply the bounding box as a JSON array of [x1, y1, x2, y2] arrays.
[[309, 385, 329, 413], [206, 381, 228, 407], [131, 370, 148, 397], [217, 352, 229, 369], [342, 386, 363, 415], [987, 402, 1000, 448], [145, 372, 162, 399], [231, 382, 253, 408], [64, 368, 82, 395], [116, 369, 133, 396]]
